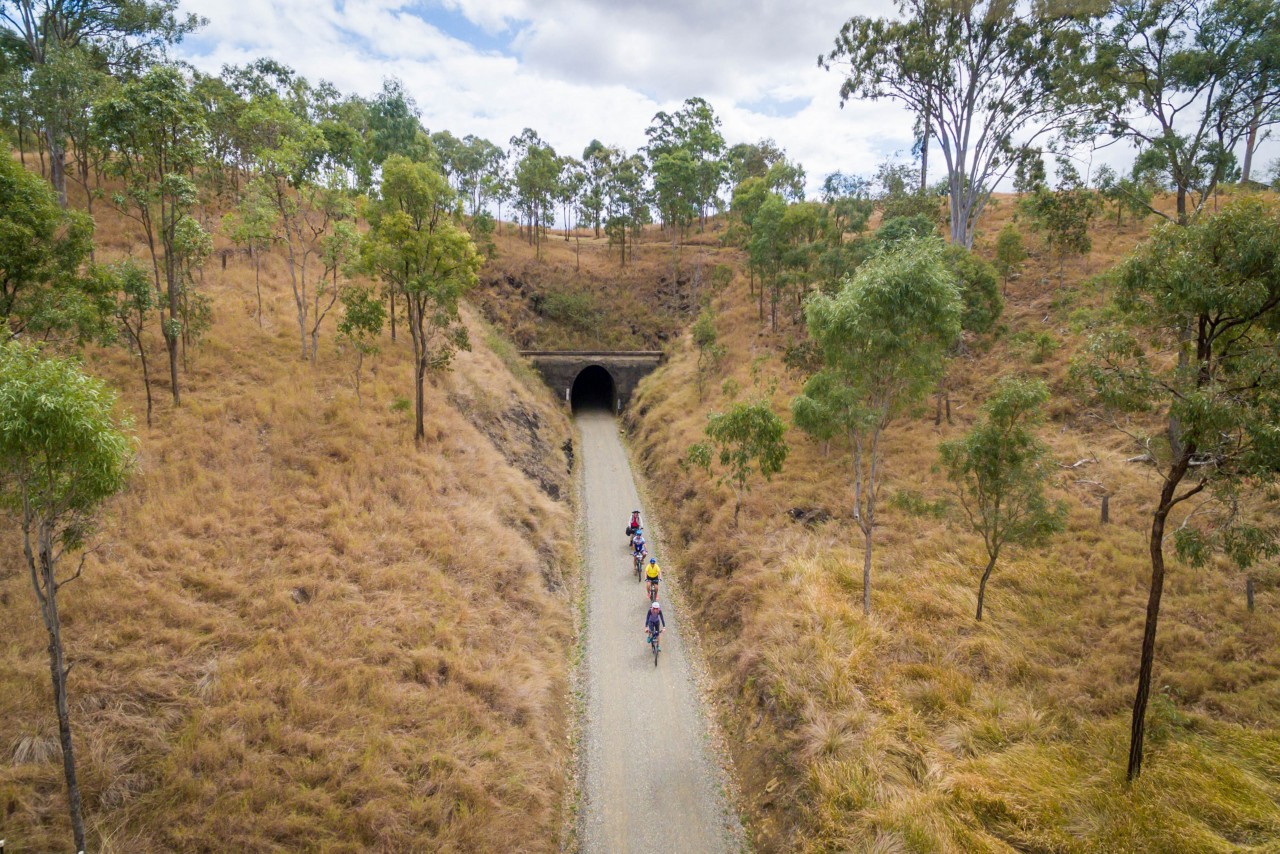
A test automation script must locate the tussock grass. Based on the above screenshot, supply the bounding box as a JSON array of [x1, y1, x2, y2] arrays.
[[0, 164, 578, 852], [628, 190, 1280, 851]]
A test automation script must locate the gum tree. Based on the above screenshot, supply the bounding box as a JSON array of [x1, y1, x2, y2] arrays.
[[688, 399, 788, 526], [1077, 195, 1280, 780], [94, 64, 209, 406], [940, 376, 1065, 620], [364, 155, 480, 444], [823, 0, 1091, 248], [0, 341, 133, 853], [792, 238, 961, 615]]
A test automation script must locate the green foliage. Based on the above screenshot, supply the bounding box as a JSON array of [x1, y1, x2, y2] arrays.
[[941, 245, 1002, 335], [877, 214, 937, 245], [646, 97, 727, 227], [993, 223, 1026, 291], [0, 154, 96, 338], [689, 398, 788, 524], [536, 288, 600, 330], [0, 340, 133, 548], [365, 155, 480, 441], [888, 488, 950, 519], [792, 237, 961, 614], [337, 284, 385, 401], [1078, 195, 1280, 779], [1011, 330, 1059, 364], [692, 308, 726, 398], [1022, 164, 1100, 282], [939, 377, 1066, 620], [825, 0, 1090, 246], [1081, 0, 1280, 223]]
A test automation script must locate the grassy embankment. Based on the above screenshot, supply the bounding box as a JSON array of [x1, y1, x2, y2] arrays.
[[627, 193, 1280, 852], [0, 166, 579, 853]]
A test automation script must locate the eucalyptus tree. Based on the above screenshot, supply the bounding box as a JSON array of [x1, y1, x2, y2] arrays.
[[940, 377, 1065, 621], [1076, 195, 1280, 780], [0, 0, 200, 205], [792, 238, 961, 615], [364, 155, 480, 444], [1081, 0, 1280, 223], [366, 76, 427, 165], [238, 87, 345, 361], [580, 138, 611, 236], [645, 97, 726, 228], [0, 151, 94, 339], [455, 134, 504, 217], [0, 340, 134, 854], [688, 399, 789, 526], [95, 259, 157, 425], [604, 150, 650, 267], [94, 64, 208, 406], [1023, 162, 1100, 283], [726, 138, 787, 188], [336, 283, 383, 402], [510, 127, 559, 253], [823, 0, 1092, 248], [222, 177, 275, 325]]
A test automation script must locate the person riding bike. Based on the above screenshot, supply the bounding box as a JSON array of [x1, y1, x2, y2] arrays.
[[630, 530, 646, 555], [644, 558, 661, 600], [644, 601, 665, 648], [626, 510, 642, 536]]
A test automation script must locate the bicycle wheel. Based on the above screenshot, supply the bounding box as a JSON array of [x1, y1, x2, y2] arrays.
[[652, 638, 660, 666]]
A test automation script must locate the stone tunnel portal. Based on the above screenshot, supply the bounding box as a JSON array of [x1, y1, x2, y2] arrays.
[[571, 365, 616, 412], [519, 350, 663, 413]]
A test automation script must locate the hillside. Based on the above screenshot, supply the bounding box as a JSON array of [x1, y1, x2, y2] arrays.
[[626, 194, 1280, 851], [0, 174, 579, 853], [473, 223, 736, 351]]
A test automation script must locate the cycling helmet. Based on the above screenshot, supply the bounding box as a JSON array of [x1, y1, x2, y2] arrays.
[[649, 558, 657, 564], [651, 601, 660, 609]]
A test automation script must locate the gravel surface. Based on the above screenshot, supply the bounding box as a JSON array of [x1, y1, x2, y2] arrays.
[[577, 408, 741, 853]]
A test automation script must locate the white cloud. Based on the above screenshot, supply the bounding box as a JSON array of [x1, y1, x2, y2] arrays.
[[177, 0, 912, 196]]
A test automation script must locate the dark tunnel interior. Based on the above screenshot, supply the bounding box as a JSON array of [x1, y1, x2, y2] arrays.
[[571, 365, 616, 412]]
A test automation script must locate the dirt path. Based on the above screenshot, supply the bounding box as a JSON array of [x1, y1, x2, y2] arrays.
[[577, 408, 741, 853]]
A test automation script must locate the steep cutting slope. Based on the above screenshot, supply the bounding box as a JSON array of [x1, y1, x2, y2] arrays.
[[626, 193, 1280, 851], [0, 187, 578, 852]]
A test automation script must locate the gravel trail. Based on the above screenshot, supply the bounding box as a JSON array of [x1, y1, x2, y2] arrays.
[[578, 408, 740, 853]]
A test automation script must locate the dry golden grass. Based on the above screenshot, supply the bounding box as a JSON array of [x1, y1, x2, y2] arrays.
[[0, 161, 578, 853], [627, 190, 1280, 851], [473, 221, 736, 350]]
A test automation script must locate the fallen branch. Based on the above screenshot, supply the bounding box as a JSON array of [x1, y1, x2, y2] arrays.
[[1124, 453, 1154, 464], [1059, 453, 1099, 470]]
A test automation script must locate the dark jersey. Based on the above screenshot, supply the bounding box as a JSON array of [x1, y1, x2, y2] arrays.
[[645, 610, 665, 631]]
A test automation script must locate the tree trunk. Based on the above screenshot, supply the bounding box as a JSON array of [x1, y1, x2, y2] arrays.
[[861, 524, 873, 617], [1127, 450, 1195, 781], [44, 128, 67, 208], [29, 529, 87, 853], [976, 551, 999, 621], [137, 327, 153, 429], [1241, 105, 1261, 184], [920, 104, 930, 192], [1101, 494, 1110, 524], [1246, 576, 1255, 612], [165, 299, 181, 407], [254, 259, 263, 327]]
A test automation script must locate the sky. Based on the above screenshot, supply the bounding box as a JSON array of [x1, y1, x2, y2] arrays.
[[175, 0, 918, 194], [175, 0, 1277, 199]]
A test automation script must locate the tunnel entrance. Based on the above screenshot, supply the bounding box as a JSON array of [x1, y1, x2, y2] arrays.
[[571, 365, 616, 412]]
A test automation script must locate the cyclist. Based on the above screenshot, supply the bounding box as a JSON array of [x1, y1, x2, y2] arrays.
[[644, 557, 661, 601], [626, 510, 642, 536], [644, 601, 665, 649], [630, 529, 646, 555]]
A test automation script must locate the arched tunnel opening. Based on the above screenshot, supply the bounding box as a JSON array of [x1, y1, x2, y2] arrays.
[[571, 364, 616, 412]]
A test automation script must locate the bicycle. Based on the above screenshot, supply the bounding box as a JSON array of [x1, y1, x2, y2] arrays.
[[646, 578, 659, 603], [634, 550, 646, 582], [647, 626, 661, 666]]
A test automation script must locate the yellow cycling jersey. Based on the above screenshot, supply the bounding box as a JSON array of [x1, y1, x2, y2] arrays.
[[645, 563, 661, 579]]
